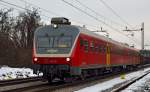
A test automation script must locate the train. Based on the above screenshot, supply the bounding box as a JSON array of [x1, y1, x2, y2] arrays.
[[140, 50, 150, 64], [32, 17, 142, 82]]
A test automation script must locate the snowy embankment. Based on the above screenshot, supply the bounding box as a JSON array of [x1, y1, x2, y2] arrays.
[[75, 67, 150, 92], [0, 66, 42, 80], [122, 72, 150, 92]]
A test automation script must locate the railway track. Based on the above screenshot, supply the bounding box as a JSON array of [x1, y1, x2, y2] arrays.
[[36, 64, 150, 92], [0, 70, 130, 92], [0, 76, 43, 86], [0, 73, 120, 92], [111, 70, 150, 92], [0, 76, 46, 92], [0, 64, 150, 92], [12, 65, 150, 92]]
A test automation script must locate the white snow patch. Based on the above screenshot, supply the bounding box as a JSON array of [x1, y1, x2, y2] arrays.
[[75, 67, 150, 92], [122, 72, 150, 92], [0, 66, 42, 80]]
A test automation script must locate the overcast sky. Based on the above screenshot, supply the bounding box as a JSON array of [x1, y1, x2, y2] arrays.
[[0, 0, 150, 49]]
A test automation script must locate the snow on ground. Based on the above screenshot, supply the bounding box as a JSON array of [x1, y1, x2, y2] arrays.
[[75, 67, 150, 92], [122, 72, 150, 92], [0, 66, 42, 80]]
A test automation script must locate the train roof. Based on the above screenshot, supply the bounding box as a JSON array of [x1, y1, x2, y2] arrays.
[[35, 24, 139, 52], [76, 25, 139, 52]]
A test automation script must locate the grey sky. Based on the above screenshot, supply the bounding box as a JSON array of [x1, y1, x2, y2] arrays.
[[0, 0, 150, 49]]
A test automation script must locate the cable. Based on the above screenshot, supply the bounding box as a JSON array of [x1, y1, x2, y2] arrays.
[[0, 2, 19, 10], [99, 0, 138, 37], [98, 0, 133, 29], [73, 0, 139, 44], [74, 0, 125, 28], [18, 0, 106, 31], [0, 0, 141, 45], [62, 0, 141, 45], [19, 0, 60, 16], [74, 0, 137, 39], [62, 0, 111, 28], [0, 0, 51, 20], [1, 0, 96, 30]]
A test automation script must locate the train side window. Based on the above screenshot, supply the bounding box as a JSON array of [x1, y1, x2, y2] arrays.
[[103, 46, 106, 53], [109, 47, 111, 53], [84, 40, 88, 52], [95, 45, 99, 53], [90, 41, 95, 52], [128, 52, 131, 56], [80, 38, 83, 47], [99, 46, 103, 53], [110, 47, 114, 54]]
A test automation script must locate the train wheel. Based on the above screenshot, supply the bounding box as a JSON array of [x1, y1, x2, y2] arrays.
[[79, 74, 85, 80], [80, 70, 87, 80], [48, 78, 52, 84]]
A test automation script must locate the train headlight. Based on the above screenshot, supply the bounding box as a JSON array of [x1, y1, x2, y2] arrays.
[[66, 58, 70, 62], [34, 57, 38, 62], [53, 24, 58, 28]]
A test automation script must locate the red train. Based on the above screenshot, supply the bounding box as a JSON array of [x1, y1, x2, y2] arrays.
[[32, 17, 141, 82], [140, 50, 150, 64]]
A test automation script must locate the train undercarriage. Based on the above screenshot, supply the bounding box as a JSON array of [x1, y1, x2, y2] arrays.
[[33, 64, 139, 83]]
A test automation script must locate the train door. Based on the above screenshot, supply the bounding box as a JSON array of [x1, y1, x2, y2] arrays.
[[79, 39, 89, 66], [106, 44, 110, 66]]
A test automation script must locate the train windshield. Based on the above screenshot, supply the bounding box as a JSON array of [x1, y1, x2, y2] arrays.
[[36, 36, 72, 54]]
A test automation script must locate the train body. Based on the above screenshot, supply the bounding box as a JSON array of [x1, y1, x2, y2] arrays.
[[140, 50, 150, 64], [32, 17, 141, 81]]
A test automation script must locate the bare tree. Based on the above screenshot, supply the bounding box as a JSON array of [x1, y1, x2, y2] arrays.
[[13, 8, 41, 48], [0, 8, 14, 36], [0, 8, 42, 67]]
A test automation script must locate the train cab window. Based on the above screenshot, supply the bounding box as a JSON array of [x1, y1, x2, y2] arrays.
[[83, 40, 88, 52], [37, 37, 53, 48], [54, 36, 72, 48], [90, 41, 95, 52]]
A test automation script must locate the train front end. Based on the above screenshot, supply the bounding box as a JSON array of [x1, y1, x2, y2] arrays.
[[32, 18, 79, 81]]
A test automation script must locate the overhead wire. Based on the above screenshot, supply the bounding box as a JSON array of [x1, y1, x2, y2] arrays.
[[74, 0, 141, 46], [0, 0, 51, 20], [19, 0, 60, 17], [26, 0, 125, 31], [98, 0, 144, 46], [74, 0, 125, 28], [0, 0, 142, 46], [18, 0, 106, 31], [98, 0, 133, 29], [0, 0, 102, 32], [0, 2, 20, 11], [98, 0, 136, 36], [61, 0, 141, 45]]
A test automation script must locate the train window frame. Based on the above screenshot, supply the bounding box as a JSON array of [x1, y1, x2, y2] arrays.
[[83, 40, 89, 52], [53, 35, 72, 48], [37, 35, 72, 49], [103, 46, 106, 53], [90, 41, 95, 52], [37, 36, 53, 48], [95, 44, 99, 53], [80, 38, 83, 47], [99, 46, 103, 53]]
